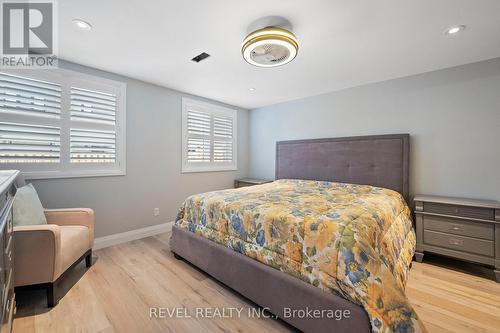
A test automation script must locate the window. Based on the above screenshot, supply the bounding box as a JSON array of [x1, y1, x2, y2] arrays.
[[182, 98, 237, 172], [0, 69, 126, 179]]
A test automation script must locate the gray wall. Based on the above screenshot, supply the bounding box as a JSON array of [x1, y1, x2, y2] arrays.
[[249, 58, 500, 201], [30, 61, 249, 238]]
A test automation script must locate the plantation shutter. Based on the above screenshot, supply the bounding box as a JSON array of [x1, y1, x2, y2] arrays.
[[0, 122, 60, 163], [213, 115, 233, 162], [0, 73, 62, 118], [70, 87, 116, 125], [182, 98, 237, 172], [0, 72, 61, 164], [70, 87, 118, 164], [70, 128, 116, 163], [186, 110, 211, 162]]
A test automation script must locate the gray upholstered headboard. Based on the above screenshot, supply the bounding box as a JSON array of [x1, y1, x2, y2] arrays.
[[275, 134, 410, 203]]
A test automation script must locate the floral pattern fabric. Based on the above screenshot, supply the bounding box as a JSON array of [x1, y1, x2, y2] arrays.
[[175, 179, 420, 333]]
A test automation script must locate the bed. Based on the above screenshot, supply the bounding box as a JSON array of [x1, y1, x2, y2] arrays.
[[171, 134, 420, 333]]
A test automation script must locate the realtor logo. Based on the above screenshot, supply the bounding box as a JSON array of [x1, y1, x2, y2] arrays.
[[1, 0, 58, 68]]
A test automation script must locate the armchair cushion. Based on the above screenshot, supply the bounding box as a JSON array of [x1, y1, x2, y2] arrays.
[[13, 183, 47, 227], [59, 225, 91, 277]]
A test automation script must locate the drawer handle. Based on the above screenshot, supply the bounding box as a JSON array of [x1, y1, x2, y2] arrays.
[[449, 239, 464, 246], [450, 226, 462, 231]]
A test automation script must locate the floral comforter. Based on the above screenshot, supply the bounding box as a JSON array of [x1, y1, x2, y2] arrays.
[[175, 179, 420, 332]]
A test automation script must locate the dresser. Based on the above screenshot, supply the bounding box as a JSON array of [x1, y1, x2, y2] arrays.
[[0, 170, 18, 333], [414, 195, 500, 282], [234, 178, 272, 188]]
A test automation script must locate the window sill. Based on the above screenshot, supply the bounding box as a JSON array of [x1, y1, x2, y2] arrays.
[[21, 169, 126, 180], [181, 166, 238, 173]]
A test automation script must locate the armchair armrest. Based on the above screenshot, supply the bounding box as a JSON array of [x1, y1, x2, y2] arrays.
[[44, 208, 94, 247], [13, 224, 61, 285], [44, 208, 94, 228]]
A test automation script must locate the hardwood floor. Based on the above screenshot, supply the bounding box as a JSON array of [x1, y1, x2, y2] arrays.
[[13, 232, 500, 333]]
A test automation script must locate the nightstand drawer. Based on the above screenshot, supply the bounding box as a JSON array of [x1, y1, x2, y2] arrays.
[[423, 215, 494, 240], [424, 230, 494, 257], [424, 202, 494, 220]]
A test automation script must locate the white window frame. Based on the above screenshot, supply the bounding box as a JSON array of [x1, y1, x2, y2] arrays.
[[182, 97, 237, 173], [0, 68, 126, 179]]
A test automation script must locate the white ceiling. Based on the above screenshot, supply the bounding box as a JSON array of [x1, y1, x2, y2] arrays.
[[59, 0, 500, 109]]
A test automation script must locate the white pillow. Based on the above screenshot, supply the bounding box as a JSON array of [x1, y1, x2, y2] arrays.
[[13, 183, 47, 227]]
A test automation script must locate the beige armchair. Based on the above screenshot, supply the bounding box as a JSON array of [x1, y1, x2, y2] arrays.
[[14, 208, 94, 307]]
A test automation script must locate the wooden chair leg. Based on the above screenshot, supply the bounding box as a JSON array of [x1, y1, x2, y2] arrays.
[[85, 250, 93, 267], [46, 283, 58, 307]]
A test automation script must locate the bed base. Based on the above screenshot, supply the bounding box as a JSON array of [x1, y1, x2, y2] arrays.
[[170, 225, 371, 333]]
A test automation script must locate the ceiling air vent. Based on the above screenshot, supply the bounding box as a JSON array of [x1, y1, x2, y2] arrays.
[[191, 52, 210, 63]]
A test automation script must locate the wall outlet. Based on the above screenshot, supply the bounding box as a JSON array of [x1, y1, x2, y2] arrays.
[[153, 208, 160, 216]]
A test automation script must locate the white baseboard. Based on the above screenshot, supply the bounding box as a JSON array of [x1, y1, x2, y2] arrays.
[[94, 221, 173, 250]]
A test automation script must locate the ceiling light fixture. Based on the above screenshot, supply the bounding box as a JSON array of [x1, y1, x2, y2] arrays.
[[241, 26, 298, 67], [446, 25, 466, 35], [249, 87, 256, 92], [72, 19, 92, 31]]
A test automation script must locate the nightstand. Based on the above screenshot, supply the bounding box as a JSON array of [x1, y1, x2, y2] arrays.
[[414, 195, 500, 282], [234, 178, 272, 188]]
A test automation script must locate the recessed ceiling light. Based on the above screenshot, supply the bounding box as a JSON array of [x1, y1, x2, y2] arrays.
[[446, 25, 466, 35], [72, 19, 92, 31], [241, 26, 299, 67], [249, 87, 256, 92]]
